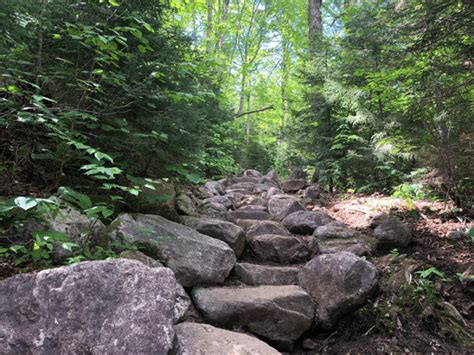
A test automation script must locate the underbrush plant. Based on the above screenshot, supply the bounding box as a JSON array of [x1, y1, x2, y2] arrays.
[[413, 266, 449, 304], [0, 188, 133, 270]]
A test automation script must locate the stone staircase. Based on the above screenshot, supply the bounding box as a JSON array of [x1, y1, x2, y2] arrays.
[[1, 168, 416, 354]]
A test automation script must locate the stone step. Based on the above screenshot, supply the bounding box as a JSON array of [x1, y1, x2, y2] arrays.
[[237, 205, 267, 212], [192, 285, 314, 351], [246, 220, 291, 238], [231, 176, 261, 184], [247, 234, 317, 264], [234, 262, 300, 286], [174, 323, 280, 354], [230, 210, 271, 221]]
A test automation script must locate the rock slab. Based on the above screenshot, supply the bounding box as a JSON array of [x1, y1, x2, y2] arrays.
[[234, 263, 299, 286], [298, 252, 379, 329], [282, 211, 334, 235], [109, 214, 236, 287], [193, 285, 314, 351], [173, 323, 280, 355], [0, 259, 176, 354], [248, 234, 315, 264]]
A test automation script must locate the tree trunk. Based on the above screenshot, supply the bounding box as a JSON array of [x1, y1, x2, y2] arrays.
[[279, 36, 289, 144], [206, 0, 213, 53], [308, 0, 323, 54]]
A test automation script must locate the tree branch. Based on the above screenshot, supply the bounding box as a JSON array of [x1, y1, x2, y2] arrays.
[[235, 105, 274, 118]]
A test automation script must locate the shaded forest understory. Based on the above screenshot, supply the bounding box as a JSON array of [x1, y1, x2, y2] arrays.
[[0, 0, 473, 353]]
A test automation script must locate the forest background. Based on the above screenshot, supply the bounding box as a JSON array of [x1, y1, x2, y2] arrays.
[[1, 0, 473, 208]]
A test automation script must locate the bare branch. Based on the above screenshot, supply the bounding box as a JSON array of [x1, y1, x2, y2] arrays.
[[235, 105, 274, 118]]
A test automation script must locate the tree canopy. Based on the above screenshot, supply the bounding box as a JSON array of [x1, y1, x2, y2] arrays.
[[0, 0, 472, 204]]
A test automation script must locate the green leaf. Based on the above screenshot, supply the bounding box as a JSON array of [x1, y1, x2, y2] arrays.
[[58, 187, 93, 210], [14, 197, 38, 210], [143, 23, 154, 33], [61, 242, 80, 252], [108, 0, 120, 6]]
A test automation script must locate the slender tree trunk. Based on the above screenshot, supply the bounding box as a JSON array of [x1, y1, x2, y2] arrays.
[[238, 67, 247, 116], [206, 0, 213, 53], [308, 0, 323, 54], [279, 37, 289, 144]]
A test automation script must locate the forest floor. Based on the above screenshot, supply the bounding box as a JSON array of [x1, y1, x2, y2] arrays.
[[303, 193, 473, 353]]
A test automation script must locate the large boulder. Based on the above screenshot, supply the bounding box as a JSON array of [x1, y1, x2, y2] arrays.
[[0, 259, 176, 354], [248, 234, 316, 264], [260, 170, 281, 188], [246, 221, 291, 238], [234, 263, 299, 286], [134, 179, 178, 221], [304, 184, 321, 199], [298, 252, 379, 329], [202, 195, 234, 210], [281, 179, 306, 193], [109, 214, 236, 287], [276, 200, 306, 221], [175, 193, 198, 216], [193, 285, 314, 351], [268, 196, 302, 217], [313, 221, 376, 256], [373, 215, 412, 249], [20, 200, 106, 263], [117, 251, 191, 322], [243, 169, 262, 178], [313, 221, 360, 239], [179, 216, 245, 256], [238, 195, 267, 208], [173, 323, 280, 355], [203, 180, 225, 196], [282, 211, 334, 235], [265, 187, 283, 199]]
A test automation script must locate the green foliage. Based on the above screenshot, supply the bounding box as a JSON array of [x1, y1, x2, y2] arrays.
[[414, 266, 449, 304], [389, 248, 399, 257]]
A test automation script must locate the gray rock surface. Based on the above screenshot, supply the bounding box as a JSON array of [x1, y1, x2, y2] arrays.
[[246, 221, 291, 238], [0, 259, 176, 354], [238, 195, 267, 208], [119, 250, 164, 267], [238, 205, 267, 212], [248, 234, 314, 264], [282, 211, 334, 235], [202, 195, 234, 210], [226, 182, 256, 194], [179, 216, 245, 256], [243, 169, 263, 178], [276, 200, 306, 221], [203, 180, 225, 196], [298, 252, 379, 329], [267, 196, 298, 217], [173, 323, 280, 355], [193, 285, 314, 351], [234, 263, 299, 285], [303, 184, 321, 199], [312, 221, 360, 239], [265, 187, 283, 199], [109, 214, 236, 287], [176, 193, 198, 216], [117, 251, 190, 322], [230, 210, 271, 221], [281, 179, 306, 193], [41, 202, 107, 262], [135, 180, 179, 221], [373, 215, 412, 249]]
